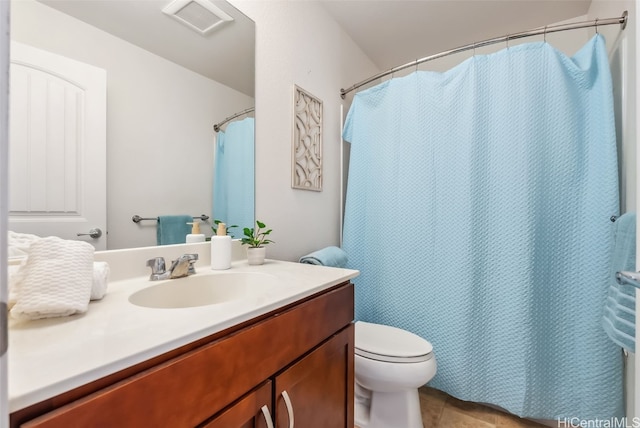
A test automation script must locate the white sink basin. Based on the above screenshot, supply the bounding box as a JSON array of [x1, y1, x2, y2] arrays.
[[128, 272, 281, 309]]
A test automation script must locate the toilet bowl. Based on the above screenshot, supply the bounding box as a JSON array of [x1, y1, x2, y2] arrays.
[[355, 321, 436, 428]]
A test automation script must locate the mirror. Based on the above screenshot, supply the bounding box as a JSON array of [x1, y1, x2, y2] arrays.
[[8, 0, 255, 250]]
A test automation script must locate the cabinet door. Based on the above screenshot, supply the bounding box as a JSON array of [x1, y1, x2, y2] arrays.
[[201, 381, 273, 428], [274, 325, 354, 428]]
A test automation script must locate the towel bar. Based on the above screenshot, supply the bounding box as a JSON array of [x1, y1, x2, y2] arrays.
[[616, 271, 640, 289], [132, 214, 210, 224]]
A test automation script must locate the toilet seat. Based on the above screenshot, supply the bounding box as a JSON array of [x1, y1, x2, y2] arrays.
[[355, 321, 434, 363]]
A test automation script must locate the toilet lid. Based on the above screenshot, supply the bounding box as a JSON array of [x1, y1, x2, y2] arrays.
[[355, 321, 433, 363]]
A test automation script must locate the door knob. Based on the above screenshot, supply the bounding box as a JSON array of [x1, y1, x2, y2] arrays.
[[77, 228, 102, 239]]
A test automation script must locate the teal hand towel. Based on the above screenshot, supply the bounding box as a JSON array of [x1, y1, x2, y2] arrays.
[[299, 246, 348, 268], [157, 215, 193, 246], [603, 212, 637, 352]]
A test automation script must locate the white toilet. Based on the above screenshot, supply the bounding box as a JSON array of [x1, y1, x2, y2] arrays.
[[355, 321, 437, 428]]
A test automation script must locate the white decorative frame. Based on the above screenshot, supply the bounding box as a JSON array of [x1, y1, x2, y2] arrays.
[[292, 85, 323, 191]]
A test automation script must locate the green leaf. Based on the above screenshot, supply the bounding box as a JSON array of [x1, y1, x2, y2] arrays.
[[256, 220, 266, 228]]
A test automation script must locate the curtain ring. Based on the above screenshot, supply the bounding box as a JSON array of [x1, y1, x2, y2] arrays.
[[595, 18, 599, 34], [506, 34, 510, 49], [473, 42, 476, 56], [543, 26, 547, 43], [415, 59, 418, 73]]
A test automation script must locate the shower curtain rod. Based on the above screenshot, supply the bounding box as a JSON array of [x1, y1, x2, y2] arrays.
[[340, 11, 628, 99], [213, 107, 255, 132]]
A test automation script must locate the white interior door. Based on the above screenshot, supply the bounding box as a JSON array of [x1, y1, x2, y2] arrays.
[[8, 41, 106, 250]]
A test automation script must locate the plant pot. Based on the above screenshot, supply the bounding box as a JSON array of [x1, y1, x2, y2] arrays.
[[247, 246, 266, 265]]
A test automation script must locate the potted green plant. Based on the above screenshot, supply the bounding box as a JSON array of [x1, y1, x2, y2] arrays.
[[241, 220, 274, 265], [211, 219, 238, 237]]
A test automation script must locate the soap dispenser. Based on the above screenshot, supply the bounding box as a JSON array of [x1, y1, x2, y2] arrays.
[[210, 222, 231, 270], [186, 221, 206, 243]]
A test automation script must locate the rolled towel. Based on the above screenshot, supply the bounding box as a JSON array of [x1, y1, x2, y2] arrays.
[[299, 246, 348, 268], [91, 261, 110, 301], [10, 236, 94, 321]]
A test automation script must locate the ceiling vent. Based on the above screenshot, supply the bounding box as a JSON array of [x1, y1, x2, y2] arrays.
[[162, 0, 234, 35]]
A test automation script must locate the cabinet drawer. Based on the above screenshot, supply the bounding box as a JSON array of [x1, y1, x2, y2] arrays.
[[200, 381, 272, 428], [21, 283, 354, 428]]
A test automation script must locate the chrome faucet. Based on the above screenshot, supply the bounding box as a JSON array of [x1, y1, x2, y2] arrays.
[[146, 254, 199, 280]]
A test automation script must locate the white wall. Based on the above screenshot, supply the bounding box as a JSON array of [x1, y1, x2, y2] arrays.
[[10, 0, 254, 250], [229, 0, 379, 262], [364, 14, 590, 80]]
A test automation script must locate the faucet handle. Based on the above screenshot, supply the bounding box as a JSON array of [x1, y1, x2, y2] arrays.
[[146, 257, 166, 280], [183, 253, 199, 275], [168, 253, 197, 279]]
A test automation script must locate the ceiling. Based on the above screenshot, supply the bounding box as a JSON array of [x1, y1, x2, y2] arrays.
[[320, 0, 592, 71], [38, 0, 255, 97], [36, 0, 596, 98]]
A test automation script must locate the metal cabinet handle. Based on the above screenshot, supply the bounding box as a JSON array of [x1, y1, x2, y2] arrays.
[[77, 228, 102, 239], [281, 390, 294, 428], [260, 404, 275, 428]]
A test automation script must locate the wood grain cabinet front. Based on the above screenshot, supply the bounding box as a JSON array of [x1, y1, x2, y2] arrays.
[[201, 381, 274, 428], [13, 282, 355, 428], [274, 326, 354, 428]]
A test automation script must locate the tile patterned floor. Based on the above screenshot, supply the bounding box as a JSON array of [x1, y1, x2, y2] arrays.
[[419, 387, 548, 427], [357, 386, 549, 428]]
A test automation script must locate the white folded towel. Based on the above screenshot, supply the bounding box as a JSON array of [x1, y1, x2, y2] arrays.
[[10, 236, 95, 321], [8, 230, 41, 259], [8, 231, 42, 308], [91, 261, 110, 301], [7, 264, 20, 310]]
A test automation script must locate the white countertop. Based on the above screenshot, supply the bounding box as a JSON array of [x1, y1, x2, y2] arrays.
[[8, 259, 359, 412]]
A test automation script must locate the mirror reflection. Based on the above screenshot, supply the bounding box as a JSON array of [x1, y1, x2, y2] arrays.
[[213, 110, 254, 239], [8, 0, 255, 250]]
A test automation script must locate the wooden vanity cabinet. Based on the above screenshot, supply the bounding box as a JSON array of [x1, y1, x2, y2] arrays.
[[12, 282, 354, 428], [274, 327, 353, 428], [200, 381, 273, 428], [203, 325, 354, 428]]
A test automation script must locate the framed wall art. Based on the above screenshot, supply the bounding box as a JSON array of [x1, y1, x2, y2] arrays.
[[292, 85, 323, 191]]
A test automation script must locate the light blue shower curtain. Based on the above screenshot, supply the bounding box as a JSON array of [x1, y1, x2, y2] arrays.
[[213, 117, 254, 238], [343, 35, 622, 420]]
